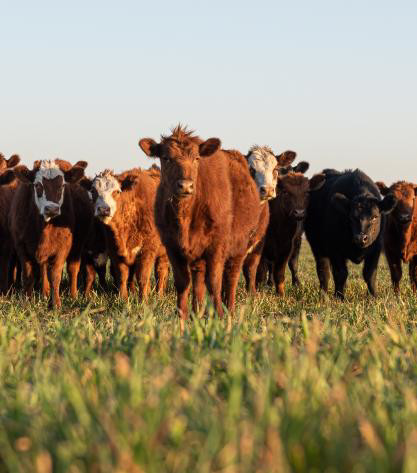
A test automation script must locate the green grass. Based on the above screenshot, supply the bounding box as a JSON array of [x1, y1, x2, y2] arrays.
[[1, 243, 417, 473]]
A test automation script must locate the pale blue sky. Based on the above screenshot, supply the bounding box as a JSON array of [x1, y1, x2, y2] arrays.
[[1, 1, 416, 182]]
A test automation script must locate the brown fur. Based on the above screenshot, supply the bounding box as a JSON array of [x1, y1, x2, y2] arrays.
[[0, 154, 22, 293], [258, 172, 326, 295], [377, 180, 417, 292], [139, 126, 261, 319], [84, 168, 169, 299], [9, 161, 86, 307]]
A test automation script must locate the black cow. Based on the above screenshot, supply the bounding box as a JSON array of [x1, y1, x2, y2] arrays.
[[304, 169, 397, 298]]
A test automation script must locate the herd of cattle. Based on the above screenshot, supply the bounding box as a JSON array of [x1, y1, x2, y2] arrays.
[[0, 125, 416, 317]]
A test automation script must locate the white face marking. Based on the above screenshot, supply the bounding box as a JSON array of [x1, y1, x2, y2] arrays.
[[94, 253, 107, 267], [33, 160, 65, 222], [92, 172, 121, 223], [247, 146, 278, 199]]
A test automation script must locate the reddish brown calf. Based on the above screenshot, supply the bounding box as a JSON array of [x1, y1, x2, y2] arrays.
[[81, 167, 169, 299], [377, 181, 417, 292]]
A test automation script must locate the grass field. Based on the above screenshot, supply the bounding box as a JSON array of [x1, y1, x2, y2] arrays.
[[1, 242, 417, 473]]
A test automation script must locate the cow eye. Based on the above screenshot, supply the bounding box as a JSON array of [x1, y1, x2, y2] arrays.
[[371, 215, 378, 222]]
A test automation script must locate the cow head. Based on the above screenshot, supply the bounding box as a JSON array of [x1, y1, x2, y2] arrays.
[[377, 181, 417, 261], [0, 153, 20, 172], [13, 160, 85, 222], [139, 125, 220, 199], [279, 160, 310, 176], [277, 172, 326, 221], [245, 146, 280, 201], [331, 191, 397, 248], [81, 170, 136, 224]]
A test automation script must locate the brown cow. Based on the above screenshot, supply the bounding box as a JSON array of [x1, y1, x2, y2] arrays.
[[242, 145, 298, 293], [80, 167, 169, 299], [10, 160, 85, 307], [139, 126, 261, 320], [377, 181, 417, 292], [0, 154, 21, 294], [258, 172, 326, 295]]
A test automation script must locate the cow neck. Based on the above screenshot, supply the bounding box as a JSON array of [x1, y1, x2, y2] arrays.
[[276, 196, 298, 233]]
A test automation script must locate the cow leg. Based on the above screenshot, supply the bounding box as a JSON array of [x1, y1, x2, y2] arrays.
[[84, 262, 96, 296], [67, 258, 81, 299], [155, 255, 169, 295], [135, 252, 156, 300], [0, 246, 11, 295], [385, 247, 402, 294], [330, 257, 348, 300], [255, 257, 268, 288], [315, 255, 330, 293], [128, 266, 136, 294], [168, 252, 191, 320], [288, 234, 302, 286], [21, 259, 36, 297], [192, 259, 206, 314], [222, 255, 244, 315], [243, 250, 263, 296], [363, 245, 382, 297], [48, 257, 65, 309], [41, 263, 50, 298], [116, 262, 130, 299], [273, 254, 290, 296], [97, 264, 107, 290], [409, 257, 417, 293], [267, 261, 274, 286]]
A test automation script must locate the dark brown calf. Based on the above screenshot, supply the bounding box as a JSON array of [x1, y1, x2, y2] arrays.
[[242, 146, 298, 293], [139, 126, 261, 320], [377, 181, 417, 292], [0, 154, 21, 294], [10, 160, 85, 307], [259, 172, 325, 295], [81, 167, 169, 299]]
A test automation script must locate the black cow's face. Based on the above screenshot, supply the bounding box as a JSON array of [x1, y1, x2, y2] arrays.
[[332, 193, 397, 248]]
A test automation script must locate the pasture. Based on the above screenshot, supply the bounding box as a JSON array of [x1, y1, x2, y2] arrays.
[[1, 242, 417, 473]]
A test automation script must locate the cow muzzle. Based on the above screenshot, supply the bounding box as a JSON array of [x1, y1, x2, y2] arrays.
[[292, 209, 306, 221], [175, 179, 194, 196], [260, 186, 276, 201], [353, 233, 369, 248], [44, 205, 60, 220], [398, 213, 412, 225], [96, 206, 111, 219]]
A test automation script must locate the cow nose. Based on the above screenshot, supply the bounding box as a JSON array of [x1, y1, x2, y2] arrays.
[[260, 186, 276, 200], [354, 233, 369, 247], [97, 206, 111, 217], [399, 213, 412, 224], [44, 205, 60, 218], [176, 179, 194, 195], [293, 209, 306, 220]]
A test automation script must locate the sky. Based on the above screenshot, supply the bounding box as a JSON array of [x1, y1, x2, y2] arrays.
[[1, 0, 416, 182]]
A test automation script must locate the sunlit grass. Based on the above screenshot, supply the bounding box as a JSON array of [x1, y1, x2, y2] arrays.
[[1, 242, 417, 472]]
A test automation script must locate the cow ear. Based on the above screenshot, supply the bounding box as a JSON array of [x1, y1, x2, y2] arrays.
[[293, 161, 309, 174], [139, 138, 162, 158], [331, 193, 350, 214], [379, 193, 397, 214], [79, 177, 93, 191], [376, 181, 389, 196], [276, 150, 297, 166], [199, 138, 221, 157], [7, 154, 20, 168], [309, 173, 325, 191], [64, 166, 85, 184], [74, 160, 88, 170], [0, 170, 16, 185], [119, 175, 137, 191], [14, 165, 36, 183], [414, 185, 417, 197]]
